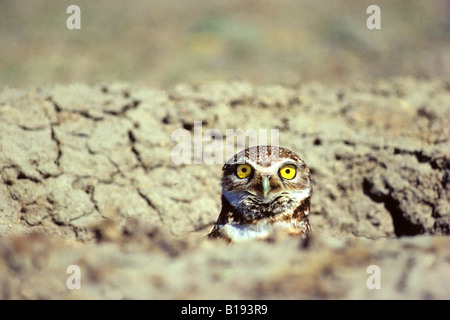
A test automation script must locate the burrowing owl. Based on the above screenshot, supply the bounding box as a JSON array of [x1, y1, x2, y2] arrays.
[[207, 145, 312, 242]]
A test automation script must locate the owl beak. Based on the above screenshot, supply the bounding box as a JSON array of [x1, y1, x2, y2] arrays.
[[262, 176, 271, 198]]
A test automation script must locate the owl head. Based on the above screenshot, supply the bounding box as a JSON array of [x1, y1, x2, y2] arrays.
[[221, 145, 312, 222]]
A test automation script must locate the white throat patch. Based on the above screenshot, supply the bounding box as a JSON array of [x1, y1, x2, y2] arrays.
[[221, 223, 273, 242]]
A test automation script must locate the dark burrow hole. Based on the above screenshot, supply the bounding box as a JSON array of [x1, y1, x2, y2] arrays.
[[182, 122, 194, 131], [161, 114, 172, 124], [313, 138, 322, 146], [362, 178, 423, 237]]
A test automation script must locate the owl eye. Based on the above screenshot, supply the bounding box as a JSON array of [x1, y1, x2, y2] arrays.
[[236, 164, 252, 179], [279, 164, 297, 180]]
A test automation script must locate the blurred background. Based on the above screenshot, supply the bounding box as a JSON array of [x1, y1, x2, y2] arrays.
[[0, 0, 448, 88]]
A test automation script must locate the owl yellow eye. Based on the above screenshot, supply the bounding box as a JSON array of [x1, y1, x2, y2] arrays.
[[279, 164, 296, 180], [236, 164, 252, 179]]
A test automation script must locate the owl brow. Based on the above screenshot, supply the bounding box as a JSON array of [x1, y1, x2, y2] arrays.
[[279, 160, 300, 167]]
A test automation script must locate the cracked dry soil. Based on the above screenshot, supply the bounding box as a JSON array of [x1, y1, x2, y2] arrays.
[[0, 78, 449, 299]]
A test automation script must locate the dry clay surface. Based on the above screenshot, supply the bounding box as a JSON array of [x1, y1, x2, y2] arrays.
[[0, 78, 449, 299]]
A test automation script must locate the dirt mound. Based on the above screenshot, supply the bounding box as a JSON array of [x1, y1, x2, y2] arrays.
[[0, 78, 449, 299]]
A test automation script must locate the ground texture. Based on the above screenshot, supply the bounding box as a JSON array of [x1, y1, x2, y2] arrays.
[[0, 78, 449, 299]]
